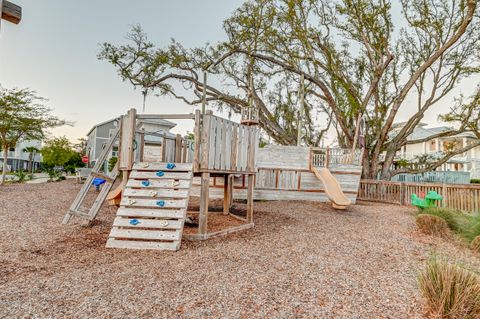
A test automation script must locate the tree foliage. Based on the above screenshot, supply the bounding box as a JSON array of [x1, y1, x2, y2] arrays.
[[0, 86, 66, 183], [41, 136, 77, 168], [99, 0, 480, 179]]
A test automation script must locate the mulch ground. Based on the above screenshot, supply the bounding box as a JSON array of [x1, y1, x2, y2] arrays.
[[0, 180, 479, 318]]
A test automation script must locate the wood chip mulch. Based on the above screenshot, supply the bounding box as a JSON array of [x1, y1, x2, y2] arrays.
[[0, 180, 479, 318]]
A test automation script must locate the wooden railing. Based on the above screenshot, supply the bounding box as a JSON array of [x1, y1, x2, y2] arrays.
[[358, 179, 480, 213], [194, 112, 259, 173], [311, 147, 363, 167], [132, 111, 259, 174]]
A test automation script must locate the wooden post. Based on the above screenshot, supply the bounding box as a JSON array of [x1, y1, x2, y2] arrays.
[[228, 174, 234, 206], [200, 111, 213, 170], [193, 110, 201, 171], [161, 137, 167, 162], [223, 174, 230, 215], [198, 172, 210, 237], [325, 146, 330, 169], [297, 74, 304, 146], [139, 128, 145, 162], [442, 183, 447, 208], [118, 108, 136, 171], [247, 174, 254, 223], [175, 134, 182, 162], [201, 71, 207, 114]]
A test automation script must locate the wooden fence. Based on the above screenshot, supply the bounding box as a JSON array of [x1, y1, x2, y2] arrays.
[[358, 179, 480, 213]]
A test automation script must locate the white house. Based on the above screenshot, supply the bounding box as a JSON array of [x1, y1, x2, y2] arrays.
[[0, 139, 42, 172], [389, 122, 480, 178], [85, 117, 177, 166]]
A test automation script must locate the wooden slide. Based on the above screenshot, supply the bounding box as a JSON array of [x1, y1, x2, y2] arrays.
[[106, 184, 123, 206], [311, 167, 351, 210]]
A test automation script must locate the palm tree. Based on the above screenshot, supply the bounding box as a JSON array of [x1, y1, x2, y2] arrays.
[[23, 146, 39, 173]]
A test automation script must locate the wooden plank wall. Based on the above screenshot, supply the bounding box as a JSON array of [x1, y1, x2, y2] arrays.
[[190, 143, 363, 204], [198, 114, 259, 173], [256, 146, 310, 170], [358, 179, 480, 213]]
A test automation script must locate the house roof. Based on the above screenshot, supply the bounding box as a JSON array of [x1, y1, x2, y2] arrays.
[[389, 122, 477, 142], [86, 118, 120, 137], [408, 126, 451, 141], [86, 117, 176, 137]]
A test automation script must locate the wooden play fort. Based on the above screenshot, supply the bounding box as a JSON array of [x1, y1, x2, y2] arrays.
[[63, 109, 260, 250], [63, 108, 363, 251]]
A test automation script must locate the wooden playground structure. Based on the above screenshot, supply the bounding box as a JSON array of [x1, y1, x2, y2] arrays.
[[63, 108, 260, 250], [63, 106, 364, 251]]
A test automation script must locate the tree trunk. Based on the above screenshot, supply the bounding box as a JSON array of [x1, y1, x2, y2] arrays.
[[28, 152, 33, 173], [378, 149, 397, 180], [1, 147, 8, 185]]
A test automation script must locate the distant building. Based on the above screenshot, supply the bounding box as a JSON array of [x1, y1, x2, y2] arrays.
[[85, 117, 177, 166], [386, 122, 480, 178], [0, 139, 42, 172]]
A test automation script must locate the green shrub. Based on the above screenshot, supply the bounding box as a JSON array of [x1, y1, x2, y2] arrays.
[[108, 156, 118, 172], [418, 255, 480, 319], [420, 208, 466, 232], [470, 179, 480, 184], [13, 170, 28, 183], [416, 214, 450, 237]]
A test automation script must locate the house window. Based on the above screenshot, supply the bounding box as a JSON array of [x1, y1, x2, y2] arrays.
[[9, 147, 15, 152]]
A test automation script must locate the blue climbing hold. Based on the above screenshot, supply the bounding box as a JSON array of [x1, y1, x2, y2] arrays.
[[141, 180, 150, 187], [156, 171, 165, 177], [166, 163, 176, 169], [92, 178, 106, 191], [156, 200, 165, 207], [129, 219, 139, 225]]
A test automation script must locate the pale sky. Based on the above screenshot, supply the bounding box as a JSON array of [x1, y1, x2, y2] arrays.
[[1, 1, 478, 145], [0, 1, 243, 142]]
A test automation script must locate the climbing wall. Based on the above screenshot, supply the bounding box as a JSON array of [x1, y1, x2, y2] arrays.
[[106, 162, 193, 251]]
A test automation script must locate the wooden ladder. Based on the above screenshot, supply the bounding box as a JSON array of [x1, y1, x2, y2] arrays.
[[106, 162, 193, 251], [62, 127, 120, 224]]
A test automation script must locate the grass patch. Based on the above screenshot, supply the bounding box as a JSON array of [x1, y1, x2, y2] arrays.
[[418, 255, 480, 319], [417, 208, 480, 248], [416, 214, 450, 237], [463, 214, 480, 242], [471, 236, 480, 253], [419, 208, 465, 232]]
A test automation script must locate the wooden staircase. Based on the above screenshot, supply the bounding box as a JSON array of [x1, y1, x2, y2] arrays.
[[106, 162, 193, 251]]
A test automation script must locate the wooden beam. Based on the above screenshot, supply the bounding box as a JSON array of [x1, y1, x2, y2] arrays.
[[1, 1, 21, 24], [247, 174, 254, 223], [223, 174, 229, 215], [198, 172, 210, 237], [136, 114, 195, 120]]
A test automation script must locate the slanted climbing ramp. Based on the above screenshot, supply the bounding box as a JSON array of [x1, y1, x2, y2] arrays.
[[106, 162, 193, 251]]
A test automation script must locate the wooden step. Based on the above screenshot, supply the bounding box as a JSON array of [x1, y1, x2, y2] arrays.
[[129, 171, 192, 180], [132, 162, 193, 171], [109, 228, 180, 241], [116, 207, 185, 219], [120, 198, 187, 209], [106, 238, 179, 251], [123, 188, 189, 199], [113, 217, 183, 230], [126, 179, 191, 189]]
